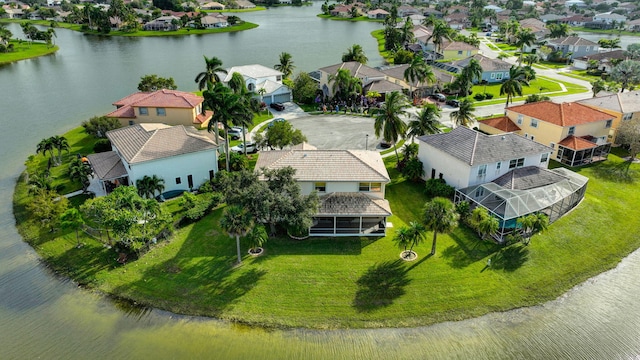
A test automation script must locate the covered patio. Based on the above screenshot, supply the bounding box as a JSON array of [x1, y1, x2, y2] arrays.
[[86, 151, 129, 197], [309, 192, 391, 237], [556, 135, 611, 167]]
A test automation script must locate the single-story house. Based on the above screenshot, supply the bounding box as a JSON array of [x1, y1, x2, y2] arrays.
[[542, 36, 599, 60], [448, 54, 512, 83], [367, 9, 389, 19], [143, 15, 180, 31], [573, 49, 627, 72], [255, 149, 392, 237]]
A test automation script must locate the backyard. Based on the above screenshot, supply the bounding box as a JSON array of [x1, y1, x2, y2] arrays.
[[13, 125, 640, 329]]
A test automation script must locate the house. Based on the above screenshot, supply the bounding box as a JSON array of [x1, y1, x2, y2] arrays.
[[107, 89, 213, 129], [397, 5, 420, 17], [448, 54, 511, 83], [330, 4, 354, 17], [191, 13, 228, 28], [143, 15, 180, 31], [573, 49, 627, 72], [539, 14, 563, 22], [626, 18, 640, 31], [482, 101, 615, 167], [416, 126, 553, 189], [519, 18, 550, 45], [222, 64, 292, 105], [3, 8, 24, 18], [444, 12, 469, 29], [578, 90, 640, 142], [558, 14, 592, 27], [255, 150, 392, 237], [318, 61, 403, 99], [378, 64, 453, 98], [88, 123, 219, 195], [439, 40, 479, 60], [591, 12, 627, 27], [367, 9, 389, 19], [422, 8, 442, 18], [200, 1, 224, 10], [234, 0, 255, 9], [543, 36, 599, 60]]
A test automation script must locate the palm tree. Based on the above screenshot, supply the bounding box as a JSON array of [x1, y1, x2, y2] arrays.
[[194, 55, 226, 91], [67, 157, 93, 191], [477, 215, 499, 240], [341, 44, 368, 64], [394, 226, 411, 256], [51, 135, 69, 165], [522, 65, 536, 81], [274, 52, 295, 79], [136, 175, 165, 199], [408, 104, 442, 140], [329, 68, 362, 103], [220, 205, 253, 264], [60, 208, 85, 248], [462, 58, 483, 85], [374, 91, 409, 163], [523, 54, 539, 67], [500, 66, 530, 108], [36, 137, 55, 164], [404, 55, 435, 99], [246, 224, 268, 254], [428, 20, 454, 53], [422, 197, 459, 255], [548, 23, 569, 39], [406, 221, 426, 257], [515, 28, 536, 64], [450, 98, 476, 128], [591, 79, 607, 97], [610, 59, 640, 92]]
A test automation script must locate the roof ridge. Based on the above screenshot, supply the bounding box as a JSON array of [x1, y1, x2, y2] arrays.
[[469, 130, 479, 165], [346, 150, 389, 180], [559, 102, 566, 127], [130, 125, 156, 163]]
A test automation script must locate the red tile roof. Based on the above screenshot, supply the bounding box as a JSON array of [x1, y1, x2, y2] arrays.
[[195, 110, 213, 124], [479, 116, 521, 132], [558, 135, 597, 150], [112, 89, 204, 109], [507, 101, 612, 127]]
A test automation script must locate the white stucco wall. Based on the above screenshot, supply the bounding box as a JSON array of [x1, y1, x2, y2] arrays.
[[128, 149, 218, 193], [298, 181, 386, 198], [418, 143, 471, 189]]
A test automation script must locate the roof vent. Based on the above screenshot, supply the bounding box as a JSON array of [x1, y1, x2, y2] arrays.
[[501, 136, 506, 140], [303, 153, 307, 158]]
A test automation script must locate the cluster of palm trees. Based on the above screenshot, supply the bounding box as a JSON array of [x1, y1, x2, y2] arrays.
[[136, 175, 165, 199], [394, 197, 459, 259], [36, 135, 69, 167]]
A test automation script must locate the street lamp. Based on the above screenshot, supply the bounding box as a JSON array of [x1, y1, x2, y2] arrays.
[[365, 134, 369, 150]]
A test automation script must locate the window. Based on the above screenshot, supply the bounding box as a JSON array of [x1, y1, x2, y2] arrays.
[[524, 133, 528, 138], [517, 114, 523, 125], [605, 119, 612, 128], [568, 126, 575, 135], [541, 153, 549, 163], [496, 162, 501, 170], [496, 72, 503, 80], [586, 46, 590, 51], [530, 135, 535, 141], [209, 170, 215, 180], [139, 107, 148, 116], [509, 158, 525, 169], [530, 118, 538, 128], [175, 177, 181, 184], [550, 142, 555, 149], [623, 113, 632, 121], [359, 182, 381, 192], [188, 175, 193, 189], [156, 107, 166, 116], [314, 182, 326, 192], [431, 168, 436, 179], [477, 164, 487, 178], [276, 75, 282, 82], [248, 83, 255, 91], [128, 120, 135, 125], [490, 73, 496, 79]]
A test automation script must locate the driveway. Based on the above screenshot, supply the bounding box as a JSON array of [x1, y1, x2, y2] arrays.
[[268, 102, 309, 120], [287, 115, 387, 150]]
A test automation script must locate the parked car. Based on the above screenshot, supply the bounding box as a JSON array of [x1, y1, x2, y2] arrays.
[[228, 126, 246, 140], [230, 142, 257, 154], [429, 93, 446, 102], [380, 140, 394, 149], [270, 102, 285, 111], [446, 99, 460, 107], [267, 118, 286, 128]]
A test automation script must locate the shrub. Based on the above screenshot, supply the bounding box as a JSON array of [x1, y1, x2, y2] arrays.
[[484, 93, 494, 99], [93, 139, 112, 153], [82, 116, 121, 138], [455, 201, 470, 221], [474, 93, 486, 101], [180, 192, 223, 222], [424, 178, 455, 199]]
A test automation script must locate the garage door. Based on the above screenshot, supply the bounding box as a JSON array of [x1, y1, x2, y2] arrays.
[[273, 93, 291, 103]]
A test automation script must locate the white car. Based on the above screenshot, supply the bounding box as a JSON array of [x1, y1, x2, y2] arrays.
[[230, 142, 257, 154], [228, 126, 246, 140]]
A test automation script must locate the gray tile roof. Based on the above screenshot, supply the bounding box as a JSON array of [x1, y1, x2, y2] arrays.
[[492, 166, 567, 190], [578, 94, 623, 113], [255, 150, 390, 182], [617, 90, 640, 113], [318, 62, 386, 80], [546, 36, 598, 47], [318, 192, 392, 216], [450, 54, 511, 72], [579, 90, 640, 114], [106, 124, 218, 164], [417, 127, 552, 165], [86, 151, 128, 180]]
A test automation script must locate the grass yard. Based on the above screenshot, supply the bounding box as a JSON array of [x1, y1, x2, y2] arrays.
[[565, 70, 602, 82], [14, 124, 640, 329], [371, 29, 394, 64], [0, 40, 58, 64]]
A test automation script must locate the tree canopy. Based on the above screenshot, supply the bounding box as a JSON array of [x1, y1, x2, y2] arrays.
[[137, 74, 177, 92]]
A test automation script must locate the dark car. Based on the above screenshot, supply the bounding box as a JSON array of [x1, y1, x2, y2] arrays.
[[270, 102, 285, 111], [429, 93, 446, 102], [446, 99, 460, 107]]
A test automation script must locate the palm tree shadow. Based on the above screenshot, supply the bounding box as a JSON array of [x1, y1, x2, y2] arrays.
[[591, 160, 637, 183], [489, 244, 529, 272], [352, 260, 410, 313]]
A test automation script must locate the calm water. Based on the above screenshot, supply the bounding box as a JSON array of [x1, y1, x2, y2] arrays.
[[1, 5, 640, 358]]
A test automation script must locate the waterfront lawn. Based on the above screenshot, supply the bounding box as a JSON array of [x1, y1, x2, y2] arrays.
[[371, 29, 394, 64], [15, 138, 640, 329], [0, 40, 58, 64]]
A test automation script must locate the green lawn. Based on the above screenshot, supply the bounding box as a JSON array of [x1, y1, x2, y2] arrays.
[[565, 70, 602, 82], [371, 29, 394, 64], [14, 124, 640, 329], [0, 40, 58, 64]]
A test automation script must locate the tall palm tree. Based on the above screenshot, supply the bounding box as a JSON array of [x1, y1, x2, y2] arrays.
[[462, 58, 483, 85], [422, 197, 459, 255], [50, 135, 69, 165], [341, 44, 368, 64], [67, 157, 93, 191], [36, 137, 55, 165], [406, 221, 426, 257], [228, 72, 258, 155], [500, 66, 530, 107], [136, 175, 165, 199], [194, 55, 226, 91], [374, 91, 409, 163], [329, 68, 362, 103], [220, 205, 253, 264], [515, 28, 536, 64], [404, 56, 435, 98], [450, 98, 476, 128], [591, 79, 607, 97], [548, 23, 569, 39], [523, 53, 539, 67], [427, 20, 454, 53], [408, 103, 442, 140], [274, 52, 295, 79], [522, 65, 536, 81]]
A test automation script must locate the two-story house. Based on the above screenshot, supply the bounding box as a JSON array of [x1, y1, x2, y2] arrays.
[[222, 64, 292, 105], [87, 123, 219, 196], [255, 149, 392, 237], [417, 126, 553, 189], [578, 90, 640, 142], [542, 36, 599, 60], [107, 89, 213, 129], [480, 101, 615, 167], [318, 61, 403, 100]]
